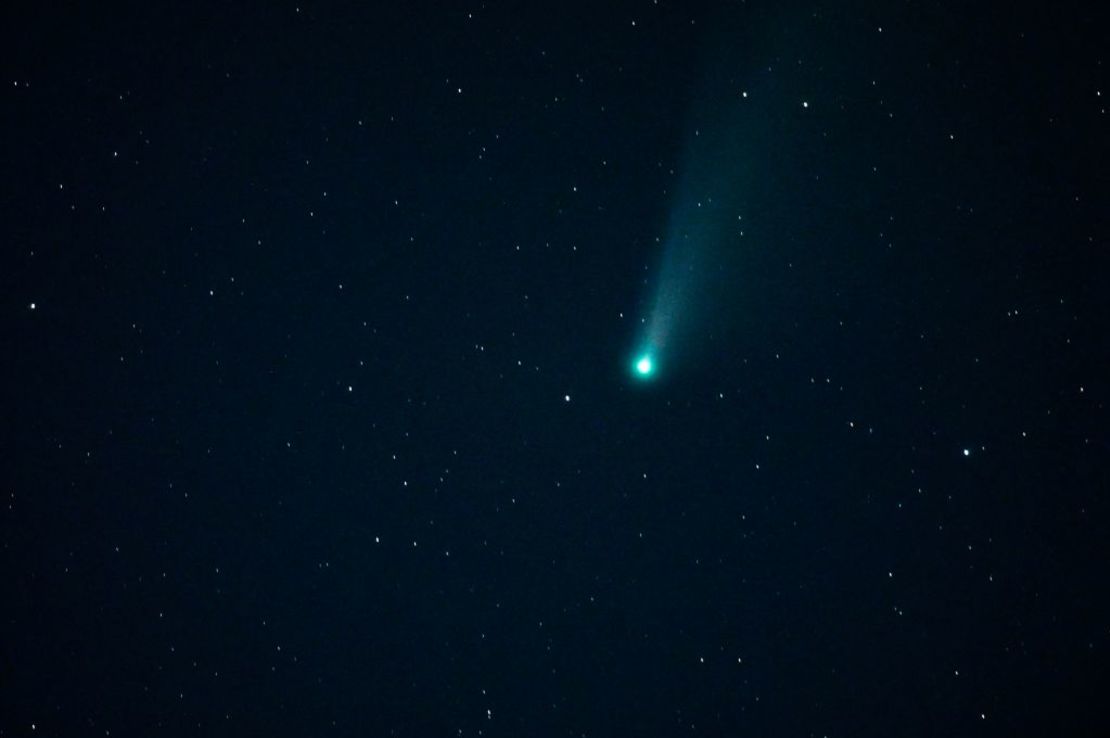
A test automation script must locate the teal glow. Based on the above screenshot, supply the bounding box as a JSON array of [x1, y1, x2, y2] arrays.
[[634, 354, 654, 377]]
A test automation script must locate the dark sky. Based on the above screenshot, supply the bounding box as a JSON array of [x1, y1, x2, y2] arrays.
[[3, 1, 1108, 735]]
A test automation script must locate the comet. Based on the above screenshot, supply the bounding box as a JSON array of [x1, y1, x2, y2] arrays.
[[627, 29, 762, 383]]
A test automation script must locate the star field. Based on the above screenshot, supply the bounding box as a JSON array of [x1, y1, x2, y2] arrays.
[[2, 1, 1108, 736]]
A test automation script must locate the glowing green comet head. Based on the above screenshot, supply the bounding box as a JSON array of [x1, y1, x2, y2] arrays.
[[633, 354, 654, 378]]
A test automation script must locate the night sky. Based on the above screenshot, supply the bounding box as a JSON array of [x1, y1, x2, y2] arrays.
[[3, 1, 1109, 735]]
